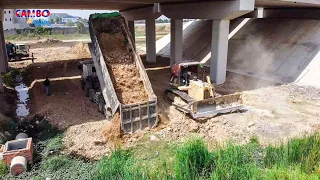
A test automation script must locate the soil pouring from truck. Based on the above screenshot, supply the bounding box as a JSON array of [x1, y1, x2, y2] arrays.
[[88, 12, 158, 133]]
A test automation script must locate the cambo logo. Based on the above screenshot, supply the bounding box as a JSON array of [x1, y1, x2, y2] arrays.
[[15, 10, 51, 18]]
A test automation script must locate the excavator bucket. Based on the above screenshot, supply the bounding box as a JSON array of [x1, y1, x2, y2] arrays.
[[190, 94, 243, 119]]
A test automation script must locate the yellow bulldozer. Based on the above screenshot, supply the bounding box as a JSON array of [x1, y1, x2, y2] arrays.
[[164, 62, 243, 119]]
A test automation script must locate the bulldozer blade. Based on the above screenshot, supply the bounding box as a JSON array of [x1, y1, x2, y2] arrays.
[[190, 94, 243, 119]]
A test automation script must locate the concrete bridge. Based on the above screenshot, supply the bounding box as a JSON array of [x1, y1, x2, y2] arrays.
[[1, 0, 320, 91]]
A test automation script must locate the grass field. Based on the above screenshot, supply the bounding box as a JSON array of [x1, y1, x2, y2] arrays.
[[3, 117, 320, 180], [5, 25, 170, 43]]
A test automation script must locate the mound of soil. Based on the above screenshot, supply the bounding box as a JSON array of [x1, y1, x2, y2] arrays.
[[71, 43, 91, 59], [37, 39, 62, 44], [98, 32, 148, 104]]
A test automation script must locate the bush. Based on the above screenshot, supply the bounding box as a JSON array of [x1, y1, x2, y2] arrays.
[[175, 139, 213, 180], [0, 161, 7, 177], [2, 69, 20, 87], [96, 149, 147, 180], [42, 155, 72, 171]]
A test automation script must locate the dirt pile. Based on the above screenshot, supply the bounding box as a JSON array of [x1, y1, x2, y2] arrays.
[[71, 43, 91, 59], [98, 32, 148, 104], [102, 113, 121, 143], [37, 39, 62, 44], [63, 120, 112, 160], [63, 113, 123, 160]]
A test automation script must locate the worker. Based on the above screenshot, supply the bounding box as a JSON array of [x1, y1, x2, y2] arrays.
[[43, 77, 51, 96], [31, 53, 34, 63], [182, 70, 191, 86]]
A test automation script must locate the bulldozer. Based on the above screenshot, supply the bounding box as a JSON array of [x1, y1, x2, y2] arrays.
[[164, 62, 243, 119]]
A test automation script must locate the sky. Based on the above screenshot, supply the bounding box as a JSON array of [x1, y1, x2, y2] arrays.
[[49, 9, 168, 19], [49, 9, 114, 19]]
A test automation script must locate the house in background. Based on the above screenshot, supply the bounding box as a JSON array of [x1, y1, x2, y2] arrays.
[[49, 13, 79, 24], [61, 15, 79, 23], [3, 9, 28, 30]]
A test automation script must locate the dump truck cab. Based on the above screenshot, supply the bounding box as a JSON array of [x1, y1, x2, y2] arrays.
[[78, 60, 107, 116]]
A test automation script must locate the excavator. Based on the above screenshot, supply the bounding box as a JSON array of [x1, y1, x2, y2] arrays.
[[164, 62, 243, 119]]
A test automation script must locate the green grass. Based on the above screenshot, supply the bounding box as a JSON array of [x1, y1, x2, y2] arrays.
[[5, 34, 90, 42], [2, 69, 20, 88], [3, 125, 320, 179]]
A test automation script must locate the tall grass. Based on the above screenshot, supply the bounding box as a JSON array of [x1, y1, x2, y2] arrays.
[[175, 139, 213, 180], [93, 134, 320, 180]]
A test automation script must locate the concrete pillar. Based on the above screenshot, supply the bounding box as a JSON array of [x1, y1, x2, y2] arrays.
[[210, 20, 230, 85], [0, 8, 8, 73], [128, 21, 135, 43], [0, 74, 3, 92], [145, 18, 156, 62], [170, 19, 183, 66]]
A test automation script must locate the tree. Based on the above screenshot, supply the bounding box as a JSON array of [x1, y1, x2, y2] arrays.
[[66, 20, 74, 27], [76, 22, 85, 33], [49, 18, 54, 24], [55, 17, 62, 24]]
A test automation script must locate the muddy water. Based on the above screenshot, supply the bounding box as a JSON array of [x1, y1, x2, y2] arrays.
[[15, 77, 30, 118]]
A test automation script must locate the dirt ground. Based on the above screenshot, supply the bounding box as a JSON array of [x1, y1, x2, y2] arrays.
[[8, 41, 105, 130], [7, 40, 320, 160]]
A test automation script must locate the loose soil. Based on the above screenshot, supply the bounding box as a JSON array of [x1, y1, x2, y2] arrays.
[[6, 39, 320, 160], [98, 32, 148, 104]]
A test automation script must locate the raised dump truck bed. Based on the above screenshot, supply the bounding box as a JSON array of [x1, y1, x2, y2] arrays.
[[89, 12, 158, 133]]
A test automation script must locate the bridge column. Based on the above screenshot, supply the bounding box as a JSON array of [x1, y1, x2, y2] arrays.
[[0, 8, 8, 92], [0, 8, 8, 73], [210, 20, 230, 84], [146, 18, 156, 62], [128, 21, 135, 44], [170, 18, 183, 66]]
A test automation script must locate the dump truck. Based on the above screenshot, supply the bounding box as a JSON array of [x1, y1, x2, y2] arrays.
[[78, 60, 108, 115], [165, 62, 243, 119], [88, 12, 158, 133]]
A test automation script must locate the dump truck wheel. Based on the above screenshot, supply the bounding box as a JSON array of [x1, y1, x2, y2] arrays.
[[89, 89, 95, 102], [98, 98, 106, 114]]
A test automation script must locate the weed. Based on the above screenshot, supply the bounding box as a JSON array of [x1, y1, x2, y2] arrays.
[[0, 161, 8, 177], [175, 138, 213, 180], [42, 155, 71, 171], [96, 149, 148, 180], [2, 69, 20, 87]]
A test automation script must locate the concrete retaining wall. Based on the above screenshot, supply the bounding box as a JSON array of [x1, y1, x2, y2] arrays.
[[157, 19, 320, 88]]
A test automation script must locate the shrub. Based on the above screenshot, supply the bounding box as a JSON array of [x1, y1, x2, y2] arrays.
[[175, 139, 213, 180], [42, 155, 72, 171], [0, 161, 8, 177], [2, 69, 20, 87], [96, 149, 147, 180]]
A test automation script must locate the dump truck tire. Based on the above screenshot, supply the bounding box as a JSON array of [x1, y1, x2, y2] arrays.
[[84, 82, 92, 97], [98, 98, 106, 114], [10, 156, 27, 176], [15, 133, 28, 140], [89, 89, 95, 102]]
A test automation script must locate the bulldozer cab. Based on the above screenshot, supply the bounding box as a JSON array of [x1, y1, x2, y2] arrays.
[[170, 62, 203, 87]]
